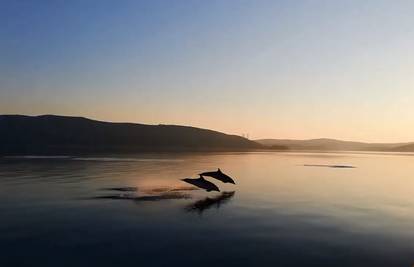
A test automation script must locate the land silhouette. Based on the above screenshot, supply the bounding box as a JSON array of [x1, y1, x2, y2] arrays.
[[1, 114, 414, 154], [0, 115, 260, 154], [256, 138, 414, 152]]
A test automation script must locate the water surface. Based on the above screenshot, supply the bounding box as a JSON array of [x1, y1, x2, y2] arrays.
[[1, 152, 414, 266]]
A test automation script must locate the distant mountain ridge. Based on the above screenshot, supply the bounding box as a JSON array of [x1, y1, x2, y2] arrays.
[[2, 115, 413, 155], [0, 115, 261, 155], [255, 138, 414, 152], [389, 143, 414, 152]]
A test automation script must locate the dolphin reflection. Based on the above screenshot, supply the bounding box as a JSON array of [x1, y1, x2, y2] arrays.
[[94, 191, 192, 201], [185, 191, 235, 214]]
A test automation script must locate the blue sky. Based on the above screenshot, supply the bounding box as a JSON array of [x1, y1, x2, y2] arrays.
[[1, 0, 414, 142]]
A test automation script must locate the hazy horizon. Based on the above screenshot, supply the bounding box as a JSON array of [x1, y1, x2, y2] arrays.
[[2, 1, 414, 142]]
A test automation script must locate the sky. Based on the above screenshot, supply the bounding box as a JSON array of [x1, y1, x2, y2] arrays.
[[1, 0, 414, 142]]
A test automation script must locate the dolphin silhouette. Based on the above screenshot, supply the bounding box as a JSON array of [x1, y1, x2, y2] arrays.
[[181, 175, 220, 192], [199, 168, 236, 184]]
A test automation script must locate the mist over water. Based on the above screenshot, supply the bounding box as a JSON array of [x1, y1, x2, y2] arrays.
[[1, 152, 414, 267]]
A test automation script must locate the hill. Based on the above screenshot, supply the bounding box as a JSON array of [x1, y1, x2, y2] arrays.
[[390, 143, 414, 152], [0, 115, 262, 155], [255, 138, 414, 152]]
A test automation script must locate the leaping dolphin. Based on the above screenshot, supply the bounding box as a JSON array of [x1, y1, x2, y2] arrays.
[[181, 175, 220, 192], [199, 168, 236, 184]]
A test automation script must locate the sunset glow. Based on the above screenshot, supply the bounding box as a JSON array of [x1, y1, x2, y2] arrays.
[[2, 1, 414, 142]]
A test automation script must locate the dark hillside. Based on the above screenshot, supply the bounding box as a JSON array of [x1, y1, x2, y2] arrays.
[[0, 115, 261, 154]]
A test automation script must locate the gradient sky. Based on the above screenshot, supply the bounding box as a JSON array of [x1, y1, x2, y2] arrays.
[[1, 0, 414, 142]]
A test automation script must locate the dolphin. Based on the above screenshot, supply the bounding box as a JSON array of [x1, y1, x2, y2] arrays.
[[181, 175, 220, 192], [199, 168, 236, 184]]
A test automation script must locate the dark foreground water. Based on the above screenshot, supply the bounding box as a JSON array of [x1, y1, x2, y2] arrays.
[[1, 152, 414, 267]]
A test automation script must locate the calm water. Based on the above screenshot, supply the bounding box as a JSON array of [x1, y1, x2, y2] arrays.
[[1, 152, 414, 267]]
